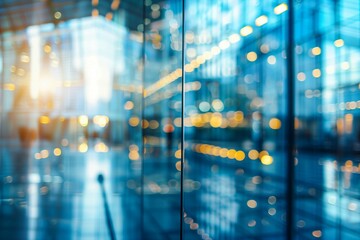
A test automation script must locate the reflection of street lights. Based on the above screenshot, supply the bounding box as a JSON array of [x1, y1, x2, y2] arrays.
[[78, 115, 89, 127], [78, 115, 89, 139]]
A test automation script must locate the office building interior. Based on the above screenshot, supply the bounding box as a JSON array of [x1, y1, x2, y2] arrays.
[[0, 0, 359, 239]]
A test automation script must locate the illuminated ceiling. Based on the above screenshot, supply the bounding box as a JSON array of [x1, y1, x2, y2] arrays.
[[0, 0, 145, 33]]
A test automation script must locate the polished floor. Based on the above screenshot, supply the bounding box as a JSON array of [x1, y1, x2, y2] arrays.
[[0, 140, 141, 240], [0, 140, 359, 239]]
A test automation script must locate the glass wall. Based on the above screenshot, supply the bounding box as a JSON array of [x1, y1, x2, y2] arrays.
[[142, 0, 183, 239], [0, 6, 144, 239], [0, 0, 359, 239], [294, 0, 360, 239], [183, 0, 289, 239]]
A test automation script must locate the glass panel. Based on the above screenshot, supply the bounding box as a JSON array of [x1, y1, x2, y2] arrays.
[[183, 0, 289, 239], [1, 1, 359, 239], [142, 0, 183, 239], [0, 7, 143, 240], [294, 0, 360, 239]]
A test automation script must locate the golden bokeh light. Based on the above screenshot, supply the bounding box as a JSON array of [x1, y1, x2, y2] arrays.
[[175, 150, 182, 159], [124, 101, 134, 110], [129, 151, 140, 160], [78, 143, 88, 153], [40, 116, 50, 124], [259, 150, 269, 159], [297, 72, 306, 81], [40, 150, 49, 158], [274, 3, 288, 15], [312, 69, 321, 78], [219, 148, 228, 158], [227, 149, 237, 159], [78, 115, 88, 127], [269, 118, 281, 130], [210, 113, 223, 128], [247, 51, 257, 62], [54, 11, 62, 19], [235, 151, 245, 161], [4, 83, 16, 91], [312, 230, 322, 238], [334, 39, 344, 47], [53, 148, 62, 156], [261, 155, 273, 165], [240, 26, 253, 36], [95, 142, 109, 152], [93, 115, 109, 127], [149, 120, 159, 129], [247, 200, 257, 208], [255, 15, 268, 26], [175, 161, 182, 171], [129, 117, 140, 127], [248, 150, 259, 160], [311, 47, 321, 56]]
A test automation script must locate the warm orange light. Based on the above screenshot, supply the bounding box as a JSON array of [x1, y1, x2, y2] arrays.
[[311, 47, 321, 56], [247, 200, 257, 208], [4, 83, 16, 91], [106, 12, 113, 21], [175, 150, 182, 159], [235, 151, 245, 161], [219, 148, 228, 158], [274, 3, 288, 15], [312, 69, 321, 78], [229, 33, 240, 43], [92, 0, 99, 6], [142, 120, 149, 129], [124, 101, 134, 110], [247, 52, 257, 62], [210, 113, 222, 128], [259, 150, 269, 159], [261, 155, 273, 165], [312, 230, 322, 238], [248, 150, 259, 160], [78, 143, 88, 153], [163, 123, 175, 133], [269, 118, 281, 129], [95, 142, 109, 152], [129, 151, 140, 160], [149, 120, 159, 129], [255, 15, 268, 26], [175, 161, 182, 171], [92, 9, 99, 17], [40, 116, 50, 124], [53, 148, 62, 156], [129, 117, 140, 127], [54, 11, 62, 19], [40, 150, 49, 158], [78, 115, 88, 127], [227, 149, 237, 159], [334, 39, 344, 47], [93, 115, 109, 127], [111, 0, 121, 10], [240, 26, 253, 36], [44, 45, 52, 53]]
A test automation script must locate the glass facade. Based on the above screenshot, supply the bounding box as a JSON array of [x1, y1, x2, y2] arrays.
[[0, 0, 359, 239]]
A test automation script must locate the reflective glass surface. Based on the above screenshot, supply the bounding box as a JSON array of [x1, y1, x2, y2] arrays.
[[142, 0, 182, 239], [1, 4, 144, 239], [0, 0, 359, 240]]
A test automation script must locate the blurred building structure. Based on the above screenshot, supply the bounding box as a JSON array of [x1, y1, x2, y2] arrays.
[[0, 0, 359, 239]]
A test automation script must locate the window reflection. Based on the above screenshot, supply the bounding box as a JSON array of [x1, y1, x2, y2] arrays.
[[0, 0, 359, 239]]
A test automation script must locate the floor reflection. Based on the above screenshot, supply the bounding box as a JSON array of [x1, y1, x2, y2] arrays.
[[1, 139, 359, 239], [0, 140, 140, 240], [183, 141, 360, 240]]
